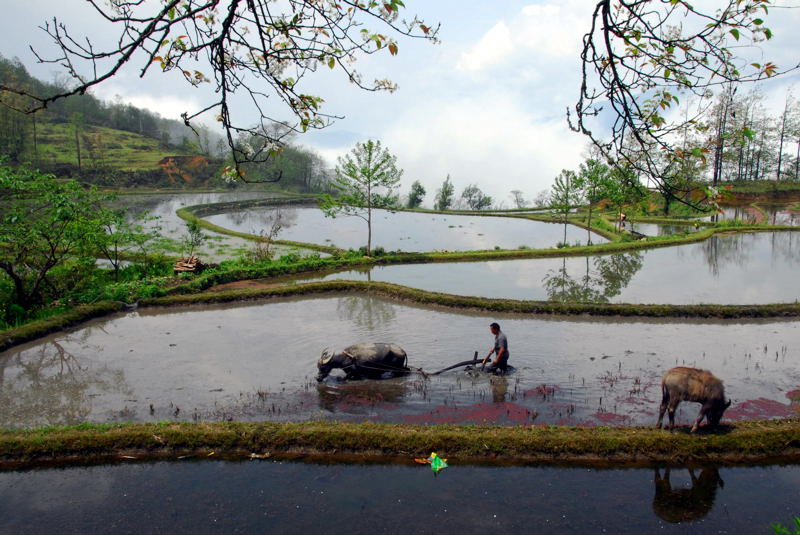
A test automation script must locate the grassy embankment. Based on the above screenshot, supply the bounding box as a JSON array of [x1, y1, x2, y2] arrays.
[[2, 418, 800, 466]]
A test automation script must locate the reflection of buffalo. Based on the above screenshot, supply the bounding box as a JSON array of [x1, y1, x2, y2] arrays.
[[316, 343, 408, 382], [657, 367, 731, 432], [316, 379, 409, 413], [652, 468, 724, 523]]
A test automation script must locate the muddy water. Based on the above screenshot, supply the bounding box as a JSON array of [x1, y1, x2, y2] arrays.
[[204, 207, 607, 251], [2, 460, 799, 534], [2, 296, 797, 428], [292, 231, 800, 304]]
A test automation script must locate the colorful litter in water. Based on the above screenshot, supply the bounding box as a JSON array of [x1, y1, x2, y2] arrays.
[[414, 452, 448, 473]]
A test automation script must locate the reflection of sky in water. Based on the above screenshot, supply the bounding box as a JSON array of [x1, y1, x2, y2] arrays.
[[205, 207, 607, 251], [2, 296, 798, 428], [307, 231, 799, 304], [2, 462, 800, 533]]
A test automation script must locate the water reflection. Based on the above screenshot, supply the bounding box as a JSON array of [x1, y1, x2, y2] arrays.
[[223, 207, 299, 236], [0, 339, 131, 427], [316, 379, 409, 412], [207, 207, 608, 251], [652, 468, 724, 523], [490, 375, 509, 402], [1, 461, 796, 534], [762, 204, 799, 226], [306, 231, 798, 304], [542, 252, 644, 303], [336, 294, 395, 330]]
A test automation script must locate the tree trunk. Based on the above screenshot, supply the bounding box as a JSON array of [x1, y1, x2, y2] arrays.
[[777, 118, 786, 180], [777, 99, 789, 180], [74, 128, 82, 172], [366, 179, 372, 256], [586, 195, 593, 245], [31, 114, 38, 166]]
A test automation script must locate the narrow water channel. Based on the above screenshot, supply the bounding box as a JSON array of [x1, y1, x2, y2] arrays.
[[1, 460, 798, 534]]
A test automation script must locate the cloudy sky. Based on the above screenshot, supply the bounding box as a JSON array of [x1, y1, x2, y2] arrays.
[[2, 1, 799, 206]]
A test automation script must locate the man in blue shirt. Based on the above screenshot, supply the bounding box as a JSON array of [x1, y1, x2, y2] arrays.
[[482, 322, 509, 375]]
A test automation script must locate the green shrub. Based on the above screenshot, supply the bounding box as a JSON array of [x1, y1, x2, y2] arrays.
[[773, 518, 800, 535]]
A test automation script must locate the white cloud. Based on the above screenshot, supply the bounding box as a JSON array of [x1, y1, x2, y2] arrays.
[[94, 85, 204, 123], [384, 90, 584, 204], [456, 1, 586, 73], [456, 21, 514, 72]]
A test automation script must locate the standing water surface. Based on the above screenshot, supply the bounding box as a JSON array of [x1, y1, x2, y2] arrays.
[[1, 460, 799, 534], [2, 296, 797, 428], [284, 231, 800, 304], [204, 207, 606, 251]]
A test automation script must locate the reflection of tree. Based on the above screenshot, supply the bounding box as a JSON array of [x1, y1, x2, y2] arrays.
[[336, 295, 395, 331], [223, 208, 298, 235], [0, 340, 131, 427], [698, 234, 750, 277], [771, 231, 800, 267], [542, 253, 643, 303], [652, 468, 723, 523]]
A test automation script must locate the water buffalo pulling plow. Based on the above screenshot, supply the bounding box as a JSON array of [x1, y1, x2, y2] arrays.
[[315, 343, 491, 382]]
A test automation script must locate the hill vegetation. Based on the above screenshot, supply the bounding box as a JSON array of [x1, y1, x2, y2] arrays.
[[0, 54, 333, 191]]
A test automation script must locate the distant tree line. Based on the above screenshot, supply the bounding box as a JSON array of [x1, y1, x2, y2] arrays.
[[701, 86, 800, 184]]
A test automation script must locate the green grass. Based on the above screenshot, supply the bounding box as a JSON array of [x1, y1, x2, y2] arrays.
[[32, 119, 194, 170], [721, 180, 800, 196], [2, 418, 800, 466]]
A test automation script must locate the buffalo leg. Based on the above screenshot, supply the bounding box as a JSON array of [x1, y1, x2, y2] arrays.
[[690, 405, 708, 433], [667, 400, 679, 431], [656, 388, 669, 429]]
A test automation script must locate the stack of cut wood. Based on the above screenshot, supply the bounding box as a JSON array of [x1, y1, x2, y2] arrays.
[[173, 255, 204, 274]]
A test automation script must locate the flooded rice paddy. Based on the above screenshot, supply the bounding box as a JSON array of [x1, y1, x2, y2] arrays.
[[2, 460, 800, 534], [697, 203, 800, 225], [112, 192, 305, 260], [629, 222, 699, 237], [2, 295, 797, 429], [204, 207, 607, 251], [284, 231, 800, 304]]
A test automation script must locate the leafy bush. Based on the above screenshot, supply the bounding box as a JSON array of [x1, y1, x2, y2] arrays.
[[773, 518, 800, 535]]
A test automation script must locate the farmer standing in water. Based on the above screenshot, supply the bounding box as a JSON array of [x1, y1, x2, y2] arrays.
[[482, 322, 509, 375]]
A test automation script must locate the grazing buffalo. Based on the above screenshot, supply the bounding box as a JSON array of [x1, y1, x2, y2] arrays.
[[652, 468, 723, 523], [656, 367, 731, 432], [316, 343, 409, 382]]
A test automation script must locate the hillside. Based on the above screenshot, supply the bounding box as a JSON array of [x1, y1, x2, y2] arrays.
[[0, 54, 330, 191], [34, 117, 194, 171]]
